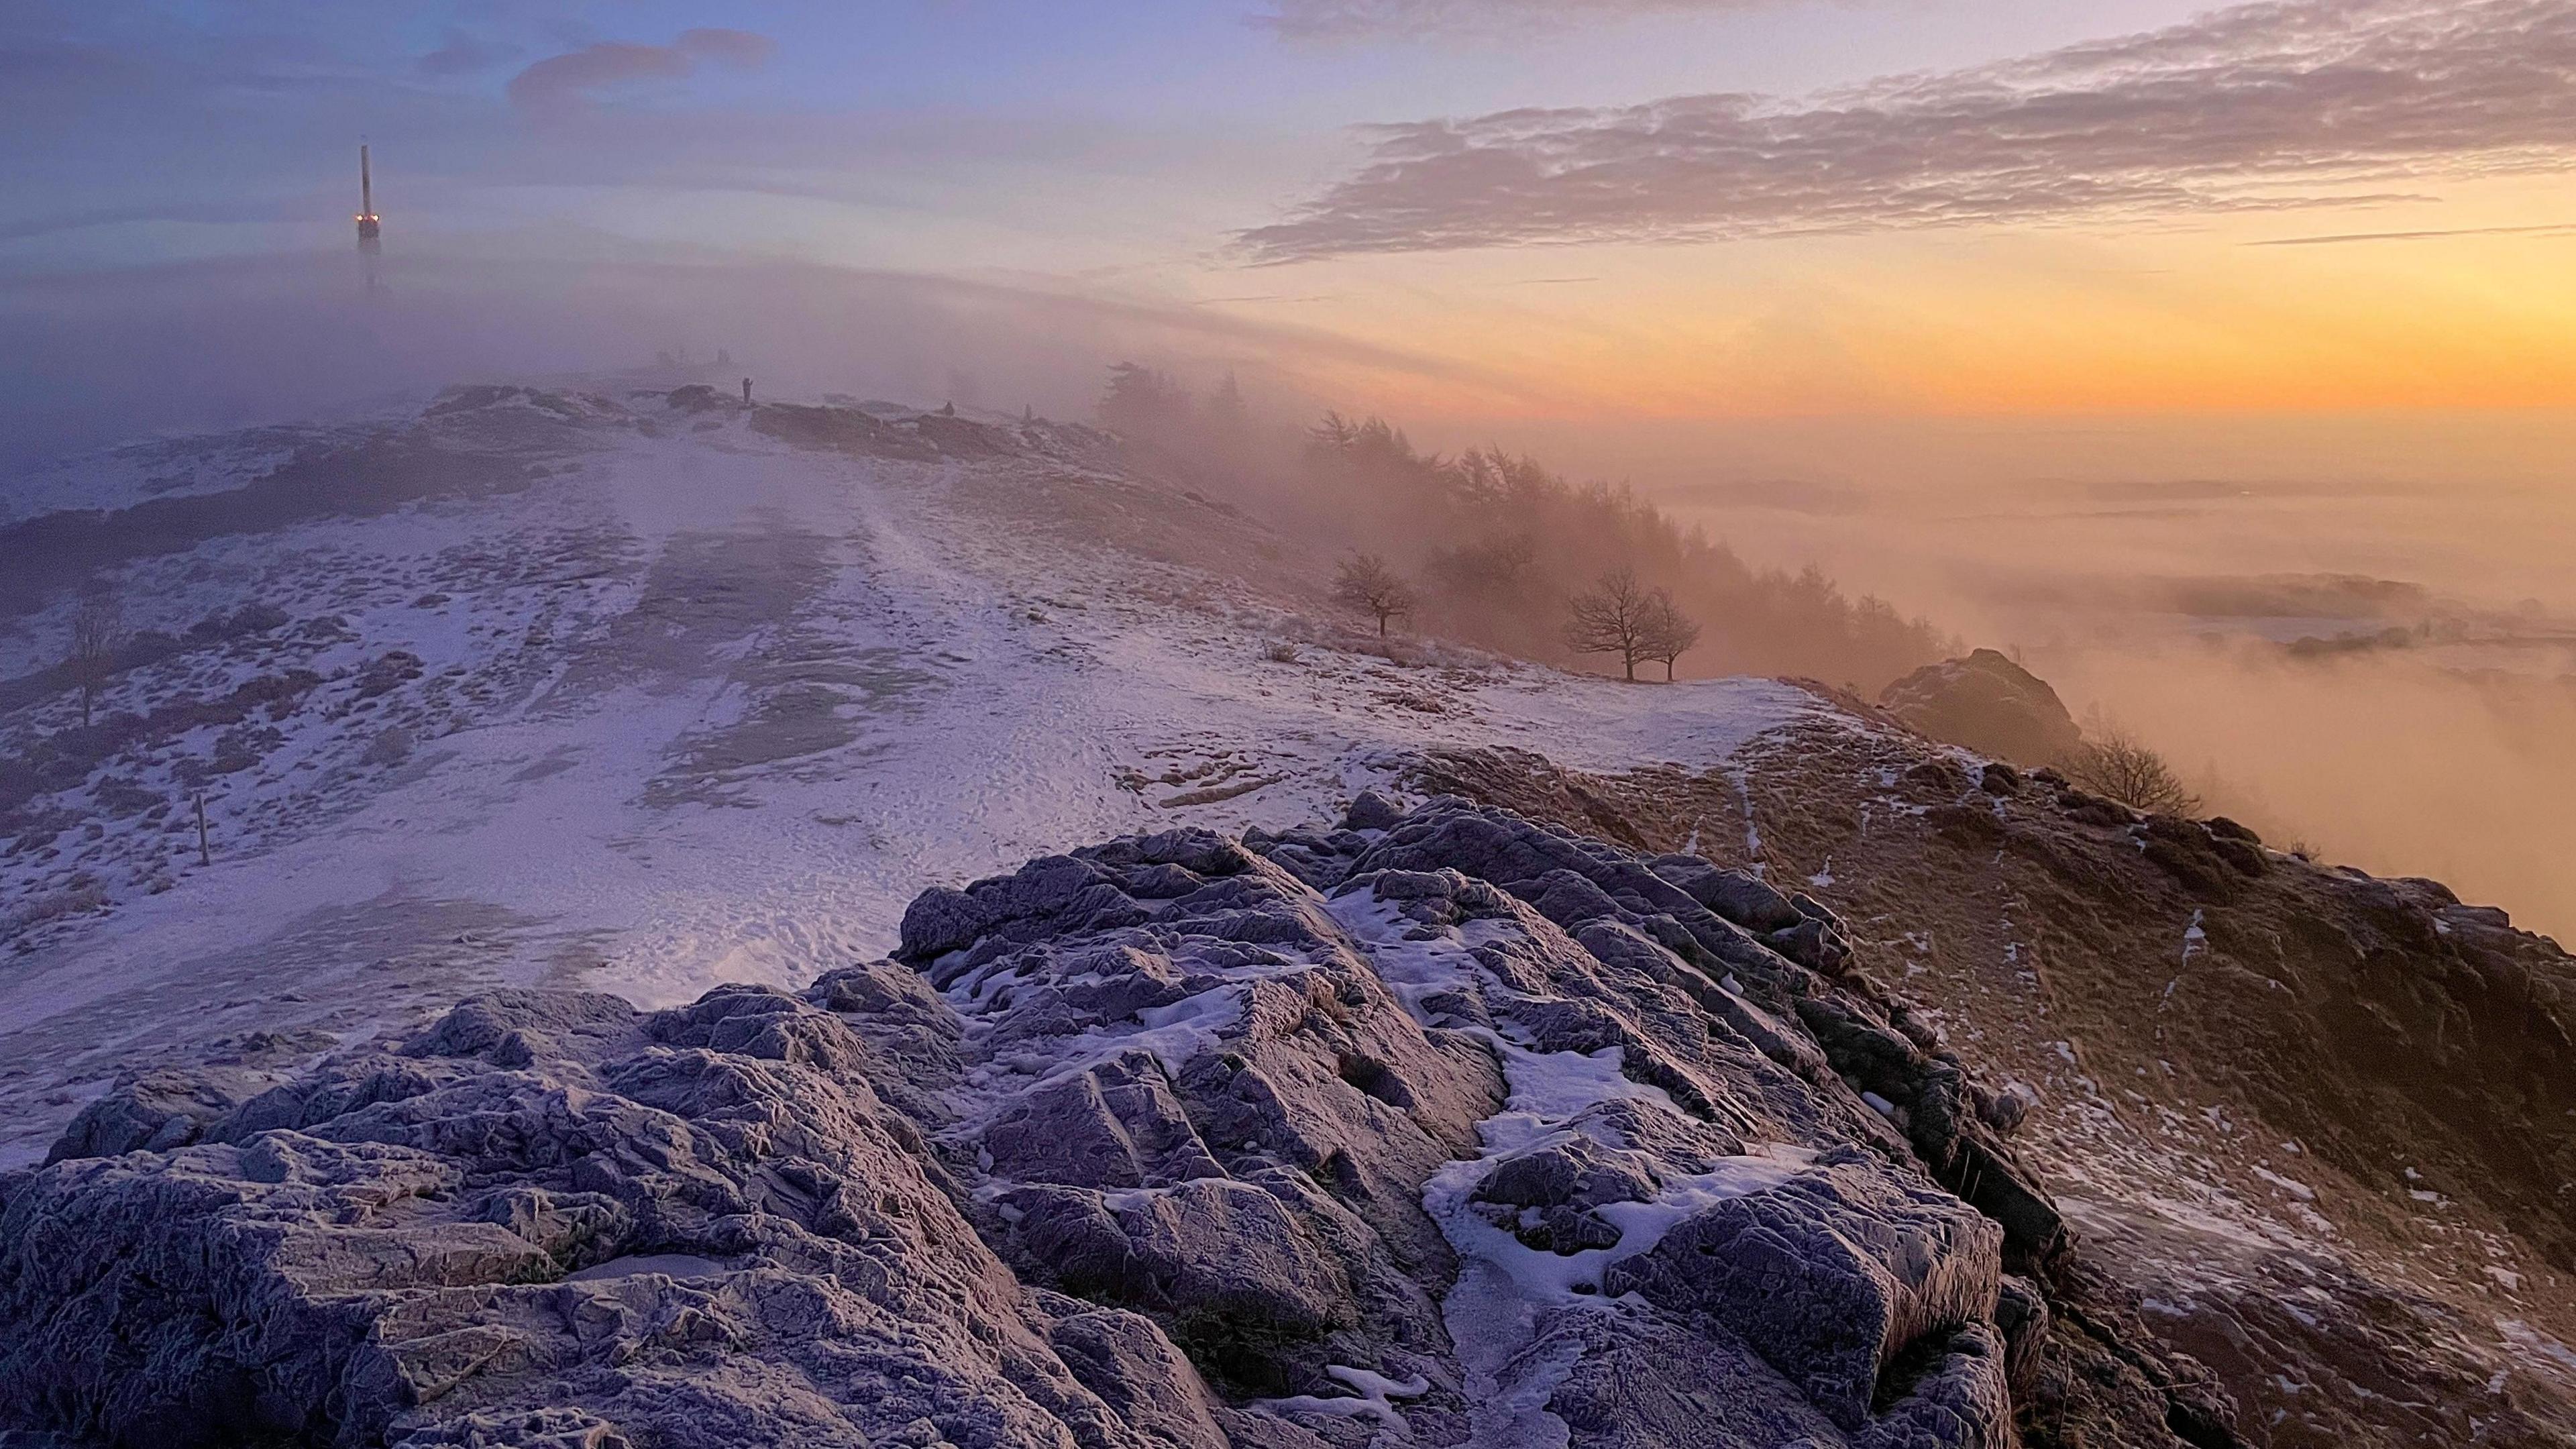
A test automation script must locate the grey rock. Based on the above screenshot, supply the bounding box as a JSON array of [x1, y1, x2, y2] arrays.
[[0, 986, 1219, 1449], [1042, 1300, 1230, 1449], [0, 798, 2218, 1449], [1647, 853, 1807, 934], [982, 1051, 1224, 1189], [1470, 1133, 1659, 1254], [1879, 649, 2084, 767], [1603, 1165, 2004, 1432], [1340, 790, 1404, 833], [1002, 1177, 1350, 1337], [45, 1028, 339, 1163], [1850, 1324, 2013, 1449]]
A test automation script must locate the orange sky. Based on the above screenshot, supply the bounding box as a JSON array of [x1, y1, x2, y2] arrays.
[[1195, 176, 2576, 425]]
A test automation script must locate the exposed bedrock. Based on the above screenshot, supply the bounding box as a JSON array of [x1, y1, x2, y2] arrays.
[[1877, 650, 2084, 769], [0, 797, 2224, 1448]]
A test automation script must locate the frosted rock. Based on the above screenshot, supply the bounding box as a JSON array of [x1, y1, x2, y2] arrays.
[[0, 799, 2213, 1448]]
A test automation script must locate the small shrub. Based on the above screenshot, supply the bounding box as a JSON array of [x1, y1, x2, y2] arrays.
[[205, 725, 278, 776], [3, 882, 109, 935], [1261, 641, 1302, 664], [93, 775, 162, 817], [363, 726, 416, 767], [2063, 727, 2200, 816], [355, 651, 425, 699]]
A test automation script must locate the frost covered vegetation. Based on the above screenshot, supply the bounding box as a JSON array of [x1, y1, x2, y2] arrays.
[[1099, 366, 1951, 691], [0, 379, 1823, 1166], [1, 376, 2571, 1446]]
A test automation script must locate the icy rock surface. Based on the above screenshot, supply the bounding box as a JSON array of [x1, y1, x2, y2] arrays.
[[0, 796, 2197, 1448]]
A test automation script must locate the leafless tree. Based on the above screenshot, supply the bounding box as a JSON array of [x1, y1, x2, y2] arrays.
[[1638, 590, 1703, 681], [68, 582, 123, 728], [1563, 567, 1663, 681], [1334, 553, 1417, 637], [2065, 725, 2200, 816]]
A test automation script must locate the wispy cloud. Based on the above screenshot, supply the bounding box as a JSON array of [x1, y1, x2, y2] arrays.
[[505, 29, 775, 115], [1242, 0, 2576, 260], [1254, 0, 1752, 41], [2246, 222, 2576, 246]]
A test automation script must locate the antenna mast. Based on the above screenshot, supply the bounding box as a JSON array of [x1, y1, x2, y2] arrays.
[[356, 143, 380, 247]]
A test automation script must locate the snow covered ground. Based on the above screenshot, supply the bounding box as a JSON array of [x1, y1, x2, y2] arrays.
[[0, 385, 1820, 1165]]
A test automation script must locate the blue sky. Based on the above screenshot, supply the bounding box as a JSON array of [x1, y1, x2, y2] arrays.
[[3, 0, 2213, 276], [7, 0, 2575, 472]]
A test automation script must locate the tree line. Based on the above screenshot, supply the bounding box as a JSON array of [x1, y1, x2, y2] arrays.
[[1102, 364, 1953, 690]]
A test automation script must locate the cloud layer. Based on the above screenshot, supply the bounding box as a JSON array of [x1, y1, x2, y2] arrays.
[[1255, 0, 1741, 40], [1242, 0, 2576, 259], [506, 29, 775, 115]]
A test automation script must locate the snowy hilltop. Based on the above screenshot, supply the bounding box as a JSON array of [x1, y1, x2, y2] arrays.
[[0, 383, 1812, 1166], [1, 383, 2573, 1447]]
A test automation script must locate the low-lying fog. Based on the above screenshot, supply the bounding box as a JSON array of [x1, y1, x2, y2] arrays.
[[7, 250, 2569, 943], [1638, 439, 2576, 947]]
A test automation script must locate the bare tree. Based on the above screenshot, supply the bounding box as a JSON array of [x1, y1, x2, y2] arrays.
[[1334, 553, 1417, 637], [2065, 726, 2200, 816], [68, 583, 123, 728], [1563, 567, 1661, 681], [1638, 590, 1703, 681]]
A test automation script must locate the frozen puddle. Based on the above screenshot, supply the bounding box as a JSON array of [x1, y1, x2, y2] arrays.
[[565, 1253, 729, 1283], [1325, 883, 1815, 1445]]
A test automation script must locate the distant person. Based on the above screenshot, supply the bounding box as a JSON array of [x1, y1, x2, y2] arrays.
[[742, 378, 752, 404]]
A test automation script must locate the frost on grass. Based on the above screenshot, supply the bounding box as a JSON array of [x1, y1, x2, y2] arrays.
[[0, 384, 1808, 1165]]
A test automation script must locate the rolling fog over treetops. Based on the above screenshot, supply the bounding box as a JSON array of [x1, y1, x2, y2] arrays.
[[1073, 354, 2576, 943], [7, 0, 2576, 943]]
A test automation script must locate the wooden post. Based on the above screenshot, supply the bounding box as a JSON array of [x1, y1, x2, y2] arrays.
[[195, 794, 211, 867]]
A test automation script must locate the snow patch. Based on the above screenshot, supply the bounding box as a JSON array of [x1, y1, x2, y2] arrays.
[[1332, 875, 1811, 1449]]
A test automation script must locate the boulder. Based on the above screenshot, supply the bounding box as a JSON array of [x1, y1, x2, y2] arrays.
[[1879, 650, 2084, 767], [1603, 1164, 2004, 1432], [0, 988, 1216, 1449]]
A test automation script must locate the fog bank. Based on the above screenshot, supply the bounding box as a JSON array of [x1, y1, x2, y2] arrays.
[[0, 247, 1479, 474], [1652, 465, 2576, 944]]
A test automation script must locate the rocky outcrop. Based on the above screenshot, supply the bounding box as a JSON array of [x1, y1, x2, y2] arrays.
[[0, 798, 2222, 1448], [1412, 714, 2576, 1449], [1880, 649, 2084, 767], [42, 1028, 337, 1162], [0, 978, 1212, 1449]]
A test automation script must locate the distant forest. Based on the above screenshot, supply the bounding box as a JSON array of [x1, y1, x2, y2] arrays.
[[1100, 364, 1953, 692]]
